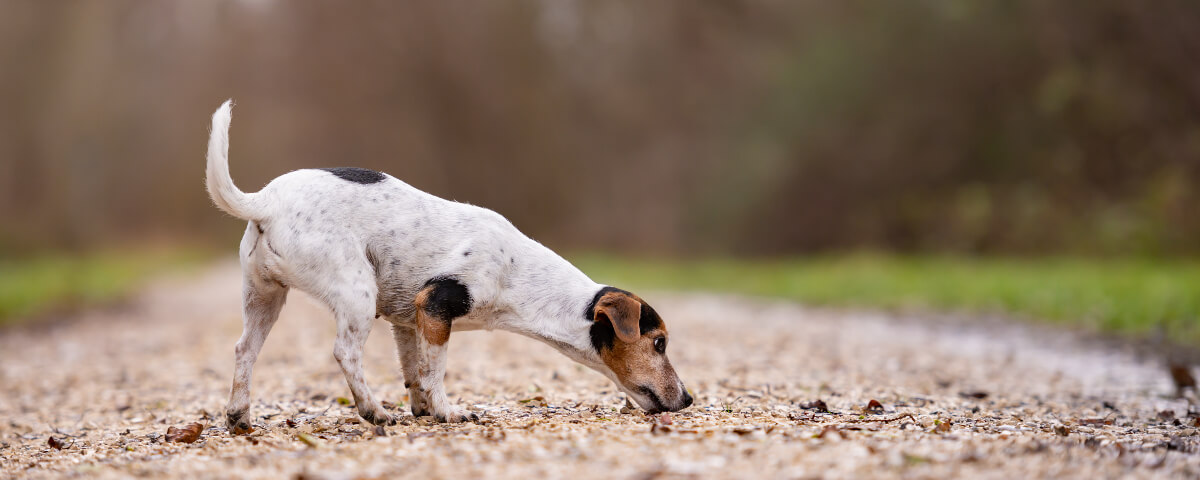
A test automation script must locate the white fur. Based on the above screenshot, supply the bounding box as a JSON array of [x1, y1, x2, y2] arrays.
[[206, 101, 659, 427]]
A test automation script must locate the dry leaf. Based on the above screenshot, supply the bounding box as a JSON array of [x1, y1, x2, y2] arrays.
[[1053, 425, 1070, 436], [864, 399, 884, 414], [801, 400, 829, 413], [959, 391, 989, 399], [165, 423, 204, 443], [47, 437, 67, 450], [519, 396, 548, 407], [335, 397, 352, 406], [297, 432, 321, 448], [381, 400, 403, 410], [933, 419, 951, 433], [1169, 363, 1196, 395]]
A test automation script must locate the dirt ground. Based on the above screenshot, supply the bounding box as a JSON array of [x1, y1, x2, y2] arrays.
[[1, 261, 1197, 479]]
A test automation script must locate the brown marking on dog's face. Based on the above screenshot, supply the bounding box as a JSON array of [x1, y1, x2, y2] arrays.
[[591, 290, 693, 412], [414, 287, 450, 345]]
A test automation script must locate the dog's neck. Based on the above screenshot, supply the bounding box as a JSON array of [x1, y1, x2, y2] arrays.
[[494, 247, 605, 368]]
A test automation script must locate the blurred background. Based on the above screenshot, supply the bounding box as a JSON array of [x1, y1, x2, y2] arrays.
[[1, 1, 1198, 342]]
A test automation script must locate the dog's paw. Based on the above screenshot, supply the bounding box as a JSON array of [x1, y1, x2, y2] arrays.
[[360, 409, 397, 426], [410, 400, 432, 418], [433, 407, 479, 424], [407, 388, 431, 416], [226, 410, 254, 435]]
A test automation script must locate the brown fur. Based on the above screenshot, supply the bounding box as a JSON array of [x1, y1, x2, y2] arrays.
[[595, 291, 642, 343], [414, 286, 450, 345], [599, 324, 671, 386]]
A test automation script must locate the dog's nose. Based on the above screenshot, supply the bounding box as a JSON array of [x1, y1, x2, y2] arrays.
[[681, 390, 694, 408]]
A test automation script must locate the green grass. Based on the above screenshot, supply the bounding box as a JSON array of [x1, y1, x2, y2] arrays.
[[0, 248, 210, 326], [571, 253, 1200, 344]]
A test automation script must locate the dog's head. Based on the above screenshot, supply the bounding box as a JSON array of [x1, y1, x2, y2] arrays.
[[588, 288, 692, 413]]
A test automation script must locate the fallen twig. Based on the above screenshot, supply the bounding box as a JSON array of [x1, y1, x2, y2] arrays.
[[843, 413, 916, 424]]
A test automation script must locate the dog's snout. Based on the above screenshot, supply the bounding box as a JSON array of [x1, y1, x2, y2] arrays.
[[681, 389, 694, 409]]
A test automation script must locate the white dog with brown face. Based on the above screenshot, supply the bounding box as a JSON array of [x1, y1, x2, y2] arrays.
[[205, 100, 692, 432]]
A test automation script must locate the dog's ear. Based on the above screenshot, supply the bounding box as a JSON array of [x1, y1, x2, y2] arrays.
[[594, 291, 642, 343]]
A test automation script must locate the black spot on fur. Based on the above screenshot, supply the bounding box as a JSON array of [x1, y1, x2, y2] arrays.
[[422, 277, 472, 322], [586, 286, 662, 352], [639, 304, 663, 335], [320, 167, 386, 184], [589, 318, 618, 352]]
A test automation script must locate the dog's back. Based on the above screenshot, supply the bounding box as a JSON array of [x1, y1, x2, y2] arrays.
[[205, 101, 549, 324]]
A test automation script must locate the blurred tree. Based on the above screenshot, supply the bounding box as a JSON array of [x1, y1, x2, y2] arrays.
[[0, 0, 1196, 257]]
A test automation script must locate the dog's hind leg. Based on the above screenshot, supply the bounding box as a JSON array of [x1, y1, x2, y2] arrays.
[[225, 272, 288, 435], [326, 272, 396, 426], [391, 324, 432, 417]]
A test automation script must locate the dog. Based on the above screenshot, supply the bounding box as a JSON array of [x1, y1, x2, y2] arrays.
[[205, 100, 692, 432]]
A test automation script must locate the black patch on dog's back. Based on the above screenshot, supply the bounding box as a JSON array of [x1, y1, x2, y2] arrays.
[[422, 277, 472, 321], [321, 167, 386, 185], [587, 286, 662, 352]]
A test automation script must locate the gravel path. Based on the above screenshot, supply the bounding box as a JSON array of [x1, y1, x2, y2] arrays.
[[1, 262, 1197, 479]]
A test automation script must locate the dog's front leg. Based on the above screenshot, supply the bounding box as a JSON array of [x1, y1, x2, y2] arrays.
[[411, 293, 478, 423], [412, 334, 477, 423]]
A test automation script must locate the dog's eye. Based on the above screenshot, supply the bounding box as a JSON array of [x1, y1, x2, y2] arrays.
[[653, 337, 666, 354]]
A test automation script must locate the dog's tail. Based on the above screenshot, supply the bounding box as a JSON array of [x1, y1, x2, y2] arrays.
[[206, 100, 262, 221]]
